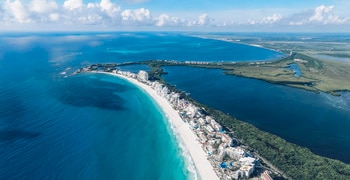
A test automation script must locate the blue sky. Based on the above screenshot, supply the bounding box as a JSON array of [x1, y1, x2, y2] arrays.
[[1, 0, 350, 32]]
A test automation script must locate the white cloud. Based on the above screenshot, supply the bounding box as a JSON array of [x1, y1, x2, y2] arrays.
[[4, 0, 32, 23], [63, 0, 83, 11], [155, 13, 187, 27], [30, 0, 58, 14], [261, 14, 282, 24], [28, 0, 59, 23], [60, 0, 121, 25], [309, 5, 333, 22], [100, 0, 120, 16], [83, 0, 121, 23], [1, 1, 349, 31], [0, 0, 123, 26], [289, 5, 348, 26], [310, 5, 347, 24], [198, 14, 210, 26], [121, 8, 152, 25], [189, 14, 212, 26]]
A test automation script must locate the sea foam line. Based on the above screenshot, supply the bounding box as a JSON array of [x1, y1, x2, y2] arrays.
[[163, 113, 199, 180]]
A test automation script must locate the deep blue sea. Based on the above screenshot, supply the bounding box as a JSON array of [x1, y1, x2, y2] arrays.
[[0, 32, 284, 179], [163, 66, 350, 163]]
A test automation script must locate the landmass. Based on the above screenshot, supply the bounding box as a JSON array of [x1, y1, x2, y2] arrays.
[[186, 34, 350, 96], [72, 36, 350, 179], [75, 62, 350, 179], [85, 51, 350, 96]]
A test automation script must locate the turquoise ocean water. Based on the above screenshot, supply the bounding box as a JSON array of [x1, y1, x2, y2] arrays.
[[0, 32, 283, 179]]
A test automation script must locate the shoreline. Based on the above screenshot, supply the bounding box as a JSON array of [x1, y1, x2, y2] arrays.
[[190, 34, 286, 59], [98, 72, 219, 180]]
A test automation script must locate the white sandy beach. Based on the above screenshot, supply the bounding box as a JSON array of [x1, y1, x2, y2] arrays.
[[103, 72, 219, 180]]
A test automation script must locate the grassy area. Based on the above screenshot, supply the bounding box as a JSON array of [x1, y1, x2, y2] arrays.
[[226, 52, 350, 95], [231, 36, 350, 94]]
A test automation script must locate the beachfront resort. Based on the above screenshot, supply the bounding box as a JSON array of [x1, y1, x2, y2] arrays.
[[75, 66, 273, 180]]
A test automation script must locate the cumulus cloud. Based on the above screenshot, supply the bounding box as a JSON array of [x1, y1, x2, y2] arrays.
[[1, 1, 348, 30], [261, 14, 282, 24], [0, 0, 123, 26], [100, 0, 120, 16], [189, 14, 212, 26], [30, 0, 58, 14], [289, 5, 348, 25], [121, 8, 152, 25], [63, 0, 83, 11], [310, 5, 347, 24], [155, 13, 186, 27], [4, 0, 32, 23], [156, 13, 214, 27], [232, 5, 348, 27], [198, 14, 211, 26], [80, 0, 121, 24], [310, 5, 333, 22], [29, 0, 59, 22]]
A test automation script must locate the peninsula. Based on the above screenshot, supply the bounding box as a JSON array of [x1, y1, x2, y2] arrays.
[[75, 63, 350, 179], [76, 68, 275, 180]]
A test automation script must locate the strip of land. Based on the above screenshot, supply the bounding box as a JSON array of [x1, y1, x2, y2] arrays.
[[76, 65, 350, 179], [99, 72, 219, 180]]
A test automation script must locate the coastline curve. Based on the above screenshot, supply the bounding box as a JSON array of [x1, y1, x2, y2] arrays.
[[97, 72, 219, 180]]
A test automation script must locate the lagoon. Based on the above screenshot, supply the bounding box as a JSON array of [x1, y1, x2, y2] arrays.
[[163, 66, 350, 163]]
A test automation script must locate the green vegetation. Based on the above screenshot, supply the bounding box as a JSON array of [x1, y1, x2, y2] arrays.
[[207, 106, 350, 179], [156, 73, 350, 179], [147, 61, 168, 82], [110, 38, 350, 178], [222, 52, 350, 95], [141, 51, 350, 96]]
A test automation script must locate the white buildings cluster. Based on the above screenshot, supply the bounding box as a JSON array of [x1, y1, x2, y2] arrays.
[[184, 61, 210, 65], [79, 66, 268, 180], [123, 70, 259, 179]]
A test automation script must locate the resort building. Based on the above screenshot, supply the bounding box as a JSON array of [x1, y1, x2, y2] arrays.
[[225, 147, 245, 160], [137, 70, 149, 82]]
